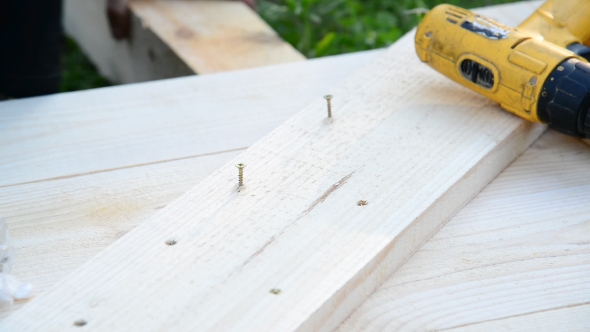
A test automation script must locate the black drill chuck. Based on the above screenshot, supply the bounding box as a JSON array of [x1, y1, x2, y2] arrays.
[[537, 58, 590, 138]]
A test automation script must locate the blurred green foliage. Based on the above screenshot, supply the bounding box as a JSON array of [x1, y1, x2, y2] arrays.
[[258, 0, 521, 58], [60, 36, 110, 92]]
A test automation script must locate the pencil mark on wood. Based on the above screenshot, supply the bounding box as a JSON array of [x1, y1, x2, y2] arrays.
[[249, 236, 275, 261], [299, 172, 354, 219], [240, 173, 353, 268]]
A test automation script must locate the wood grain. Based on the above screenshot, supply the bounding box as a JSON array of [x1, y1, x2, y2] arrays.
[[1, 26, 545, 331], [64, 0, 304, 83], [0, 50, 381, 318], [0, 50, 380, 188], [447, 302, 590, 331], [0, 151, 240, 319], [129, 0, 306, 74], [337, 131, 590, 331]]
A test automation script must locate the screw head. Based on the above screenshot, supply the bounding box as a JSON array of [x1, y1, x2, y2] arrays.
[[235, 163, 246, 169], [324, 94, 333, 100]]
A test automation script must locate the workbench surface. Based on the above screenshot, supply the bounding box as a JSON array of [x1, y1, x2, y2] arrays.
[[0, 50, 381, 319], [1, 2, 589, 330]]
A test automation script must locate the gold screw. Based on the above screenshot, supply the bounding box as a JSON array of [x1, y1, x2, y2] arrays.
[[235, 163, 246, 187], [270, 288, 281, 295], [324, 95, 333, 118], [357, 200, 368, 206]]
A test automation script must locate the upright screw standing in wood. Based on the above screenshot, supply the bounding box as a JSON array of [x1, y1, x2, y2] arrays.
[[236, 163, 246, 187], [324, 95, 333, 118]]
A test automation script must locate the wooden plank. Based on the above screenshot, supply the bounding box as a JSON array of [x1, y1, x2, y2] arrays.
[[1, 19, 545, 330], [0, 50, 380, 188], [0, 151, 239, 319], [446, 303, 590, 331], [337, 131, 590, 331], [129, 0, 306, 74], [0, 50, 382, 319], [64, 0, 194, 84], [63, 0, 304, 84]]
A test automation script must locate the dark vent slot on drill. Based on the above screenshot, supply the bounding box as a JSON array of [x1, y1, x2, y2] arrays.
[[460, 59, 494, 89], [446, 12, 463, 19], [447, 8, 468, 16], [447, 18, 458, 24]]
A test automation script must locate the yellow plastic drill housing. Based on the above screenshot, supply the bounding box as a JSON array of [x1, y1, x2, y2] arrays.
[[415, 4, 579, 123], [518, 0, 590, 49]]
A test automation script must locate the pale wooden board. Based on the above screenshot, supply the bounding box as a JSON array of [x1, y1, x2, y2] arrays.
[[64, 0, 194, 84], [129, 0, 306, 74], [1, 22, 546, 331], [0, 50, 381, 318], [337, 131, 590, 331], [0, 151, 239, 319], [0, 50, 380, 188], [448, 303, 590, 331]]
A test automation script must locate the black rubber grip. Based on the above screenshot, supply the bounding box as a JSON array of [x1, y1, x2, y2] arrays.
[[537, 58, 590, 138], [567, 43, 590, 62]]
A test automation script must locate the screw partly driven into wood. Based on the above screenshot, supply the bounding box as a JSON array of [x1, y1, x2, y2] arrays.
[[324, 95, 333, 118], [235, 163, 246, 187]]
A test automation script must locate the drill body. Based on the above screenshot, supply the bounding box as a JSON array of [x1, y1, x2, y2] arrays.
[[415, 1, 590, 138], [519, 0, 590, 52]]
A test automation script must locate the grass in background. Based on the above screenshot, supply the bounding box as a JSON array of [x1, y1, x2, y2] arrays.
[[258, 0, 521, 58], [60, 36, 110, 92], [63, 0, 521, 91]]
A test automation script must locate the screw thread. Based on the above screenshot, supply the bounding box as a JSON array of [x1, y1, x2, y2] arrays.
[[236, 163, 246, 187], [324, 95, 333, 118]]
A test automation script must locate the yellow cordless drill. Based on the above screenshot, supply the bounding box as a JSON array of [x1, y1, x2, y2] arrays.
[[415, 1, 590, 138]]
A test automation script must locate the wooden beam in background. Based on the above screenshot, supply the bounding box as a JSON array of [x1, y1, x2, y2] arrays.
[[1, 26, 545, 331], [63, 0, 305, 84], [64, 0, 194, 84], [129, 0, 306, 74]]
